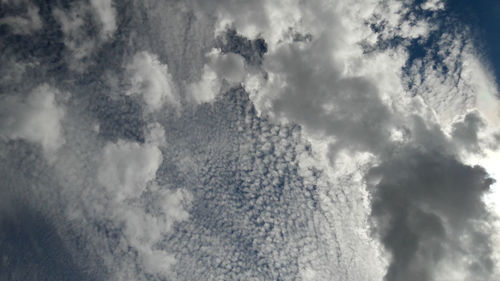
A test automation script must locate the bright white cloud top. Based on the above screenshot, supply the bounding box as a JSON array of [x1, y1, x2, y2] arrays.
[[1, 0, 499, 280]]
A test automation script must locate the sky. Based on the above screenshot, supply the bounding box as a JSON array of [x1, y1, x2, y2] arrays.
[[1, 0, 500, 281], [446, 0, 500, 82]]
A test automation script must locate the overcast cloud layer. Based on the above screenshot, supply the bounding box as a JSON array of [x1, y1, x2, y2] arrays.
[[1, 0, 500, 280]]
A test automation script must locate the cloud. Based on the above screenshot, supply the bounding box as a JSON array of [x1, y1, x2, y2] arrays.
[[94, 122, 192, 279], [216, 29, 268, 65], [403, 31, 479, 124], [0, 2, 42, 35], [421, 0, 445, 11], [89, 0, 117, 39], [0, 84, 65, 158], [126, 51, 180, 112], [52, 4, 98, 71], [2, 1, 500, 281], [258, 40, 393, 157], [208, 50, 246, 84], [97, 140, 162, 201], [451, 111, 486, 154], [367, 134, 495, 281], [186, 49, 246, 104], [159, 89, 330, 280], [115, 187, 192, 278], [97, 122, 167, 202], [52, 0, 117, 71]]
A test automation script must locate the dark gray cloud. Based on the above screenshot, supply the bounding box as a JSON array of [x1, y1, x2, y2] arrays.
[[216, 29, 268, 65], [367, 116, 495, 281]]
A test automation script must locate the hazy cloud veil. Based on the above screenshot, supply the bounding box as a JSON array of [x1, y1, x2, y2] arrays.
[[1, 0, 500, 280]]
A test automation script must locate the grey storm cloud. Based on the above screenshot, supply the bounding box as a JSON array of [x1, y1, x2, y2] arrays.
[[367, 117, 495, 281]]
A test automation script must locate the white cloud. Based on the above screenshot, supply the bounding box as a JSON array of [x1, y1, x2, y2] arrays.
[[186, 49, 246, 104], [421, 0, 445, 11], [209, 50, 246, 84], [89, 0, 117, 39], [201, 0, 303, 50], [127, 51, 180, 111], [0, 84, 66, 157], [94, 122, 193, 278], [186, 63, 220, 104], [116, 188, 191, 277], [97, 139, 162, 201], [97, 121, 166, 202]]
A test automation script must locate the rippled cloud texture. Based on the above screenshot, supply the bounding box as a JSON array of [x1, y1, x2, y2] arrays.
[[1, 0, 500, 280]]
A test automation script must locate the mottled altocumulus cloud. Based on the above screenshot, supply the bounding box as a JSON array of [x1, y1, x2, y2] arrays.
[[1, 0, 500, 281]]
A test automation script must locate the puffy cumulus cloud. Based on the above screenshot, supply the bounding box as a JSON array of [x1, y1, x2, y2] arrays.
[[232, 1, 400, 156], [186, 63, 220, 104], [93, 122, 194, 279], [97, 121, 165, 202], [0, 84, 66, 158], [209, 50, 246, 83], [259, 40, 393, 157], [126, 51, 180, 112], [187, 49, 246, 104], [208, 1, 402, 155], [0, 1, 42, 35], [112, 187, 192, 278], [97, 140, 162, 201], [47, 120, 193, 280]]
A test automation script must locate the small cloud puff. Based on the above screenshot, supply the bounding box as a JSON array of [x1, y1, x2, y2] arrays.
[[187, 49, 246, 104], [0, 84, 66, 158], [89, 0, 117, 39], [97, 139, 162, 201], [126, 51, 180, 112]]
